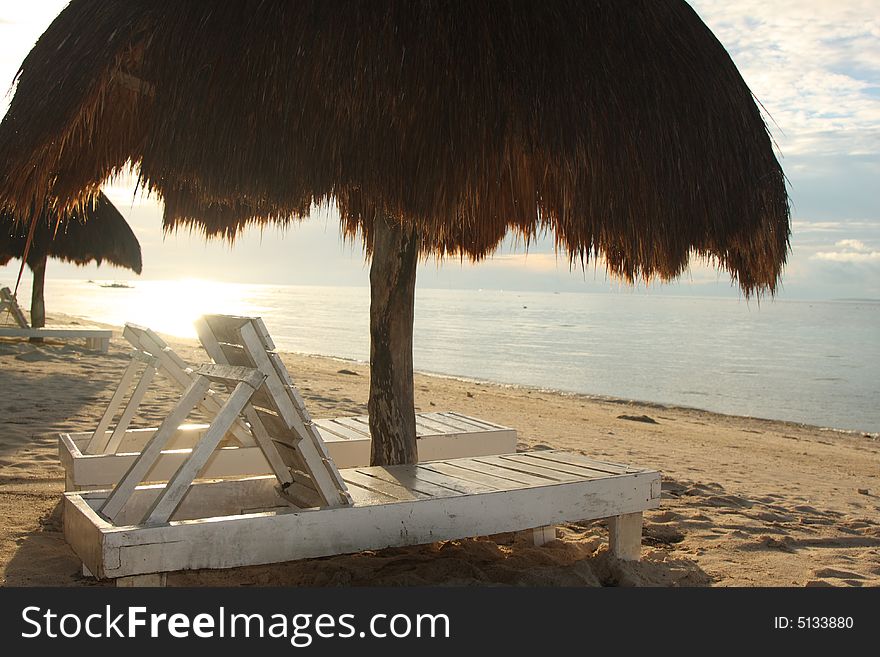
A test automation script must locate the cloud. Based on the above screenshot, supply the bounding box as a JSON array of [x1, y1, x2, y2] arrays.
[[813, 250, 880, 263], [688, 1, 880, 159], [834, 239, 869, 251], [811, 238, 880, 263]]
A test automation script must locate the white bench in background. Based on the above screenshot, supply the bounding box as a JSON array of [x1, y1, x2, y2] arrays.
[[61, 411, 516, 491], [0, 286, 112, 352]]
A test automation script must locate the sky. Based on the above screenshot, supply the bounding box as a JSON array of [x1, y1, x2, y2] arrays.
[[0, 1, 878, 300]]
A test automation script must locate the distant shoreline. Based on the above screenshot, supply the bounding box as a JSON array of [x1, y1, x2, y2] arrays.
[[17, 308, 879, 438]]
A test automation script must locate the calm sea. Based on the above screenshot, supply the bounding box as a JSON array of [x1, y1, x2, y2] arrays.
[[5, 278, 879, 434]]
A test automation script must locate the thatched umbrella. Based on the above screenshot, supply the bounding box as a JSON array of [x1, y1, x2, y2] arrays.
[[0, 193, 142, 327], [0, 1, 789, 465]]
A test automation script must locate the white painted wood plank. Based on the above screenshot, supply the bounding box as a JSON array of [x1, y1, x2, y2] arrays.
[[198, 315, 250, 346], [0, 327, 112, 338], [116, 573, 166, 587], [215, 341, 254, 368], [511, 452, 621, 479], [266, 351, 309, 416], [241, 407, 295, 487], [313, 420, 365, 442], [124, 323, 254, 447], [471, 455, 581, 482], [415, 430, 517, 462], [523, 450, 632, 475], [446, 411, 509, 431], [330, 417, 372, 437], [1, 287, 29, 327], [408, 465, 499, 494], [193, 363, 266, 388], [197, 317, 301, 488], [342, 482, 399, 506], [104, 360, 159, 454], [62, 420, 516, 491], [342, 470, 428, 501], [234, 320, 351, 506], [412, 415, 459, 435], [100, 377, 211, 522], [434, 458, 556, 487], [436, 412, 503, 432], [67, 469, 660, 578], [73, 447, 270, 491], [144, 381, 258, 525], [294, 434, 351, 507], [351, 466, 467, 499], [84, 476, 286, 526], [418, 461, 531, 491], [346, 415, 372, 432], [63, 415, 515, 491], [421, 412, 488, 433], [85, 357, 142, 454]]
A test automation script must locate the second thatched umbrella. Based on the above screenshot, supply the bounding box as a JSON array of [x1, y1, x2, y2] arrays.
[[0, 193, 142, 327], [0, 1, 789, 465]]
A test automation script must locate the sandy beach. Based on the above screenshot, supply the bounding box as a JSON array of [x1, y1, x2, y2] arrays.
[[1, 313, 878, 587]]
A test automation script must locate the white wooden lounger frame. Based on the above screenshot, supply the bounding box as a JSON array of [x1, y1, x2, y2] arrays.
[[63, 315, 661, 585], [61, 411, 516, 491], [61, 319, 516, 490], [0, 286, 112, 352], [80, 323, 255, 457]]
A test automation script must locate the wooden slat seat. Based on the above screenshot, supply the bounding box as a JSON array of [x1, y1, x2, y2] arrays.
[[60, 410, 517, 490], [64, 450, 661, 580]]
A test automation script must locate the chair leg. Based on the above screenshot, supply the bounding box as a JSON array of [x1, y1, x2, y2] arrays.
[[532, 525, 556, 546], [116, 573, 167, 587], [608, 512, 643, 561]]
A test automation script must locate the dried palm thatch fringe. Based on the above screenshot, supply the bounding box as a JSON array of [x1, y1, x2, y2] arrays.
[[0, 0, 789, 296], [0, 192, 143, 273]]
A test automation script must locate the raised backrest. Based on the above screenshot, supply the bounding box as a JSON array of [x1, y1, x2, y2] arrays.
[[122, 323, 254, 447], [0, 287, 29, 328], [195, 315, 352, 508], [123, 324, 196, 388]]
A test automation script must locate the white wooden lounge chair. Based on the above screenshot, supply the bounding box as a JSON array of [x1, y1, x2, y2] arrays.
[[60, 320, 516, 490], [62, 315, 661, 585], [0, 286, 112, 352], [82, 323, 257, 453]]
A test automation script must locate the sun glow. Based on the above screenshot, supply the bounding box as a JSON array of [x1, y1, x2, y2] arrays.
[[75, 278, 263, 339]]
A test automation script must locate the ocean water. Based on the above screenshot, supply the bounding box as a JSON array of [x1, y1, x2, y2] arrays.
[[3, 278, 878, 434]]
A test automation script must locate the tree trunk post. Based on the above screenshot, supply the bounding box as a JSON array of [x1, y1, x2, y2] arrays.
[[368, 215, 419, 466], [29, 254, 47, 337]]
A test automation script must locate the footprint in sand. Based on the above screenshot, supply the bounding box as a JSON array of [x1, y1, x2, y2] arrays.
[[750, 510, 795, 523], [813, 567, 866, 581], [649, 510, 680, 523], [704, 494, 752, 509]]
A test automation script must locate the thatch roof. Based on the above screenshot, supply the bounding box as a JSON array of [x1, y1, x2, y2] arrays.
[[0, 0, 789, 295], [0, 192, 142, 272]]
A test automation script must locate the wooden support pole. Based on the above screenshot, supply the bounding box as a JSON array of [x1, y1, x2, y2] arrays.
[[368, 215, 419, 466], [116, 574, 166, 587], [608, 512, 643, 561], [532, 525, 557, 546], [29, 254, 46, 331]]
